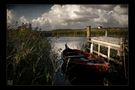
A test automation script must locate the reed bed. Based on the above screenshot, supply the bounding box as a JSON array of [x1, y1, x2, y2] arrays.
[[7, 28, 57, 85]]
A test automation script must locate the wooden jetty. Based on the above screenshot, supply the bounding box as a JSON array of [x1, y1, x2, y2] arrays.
[[86, 26, 128, 80], [86, 26, 128, 63]]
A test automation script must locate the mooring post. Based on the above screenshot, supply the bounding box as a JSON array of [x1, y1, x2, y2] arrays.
[[86, 26, 91, 40], [122, 38, 128, 80], [107, 46, 110, 63], [86, 26, 91, 52], [119, 38, 127, 79], [98, 44, 100, 56], [105, 30, 108, 37], [90, 41, 93, 53]]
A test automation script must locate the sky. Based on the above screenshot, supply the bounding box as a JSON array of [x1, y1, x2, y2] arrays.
[[7, 4, 128, 31]]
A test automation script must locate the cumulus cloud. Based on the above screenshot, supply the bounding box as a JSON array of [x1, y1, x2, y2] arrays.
[[7, 9, 14, 24], [7, 9, 30, 28], [110, 5, 128, 26], [19, 16, 29, 24], [114, 5, 128, 14], [81, 5, 116, 11], [32, 5, 128, 30], [31, 5, 83, 29], [7, 4, 128, 30], [112, 13, 128, 26]]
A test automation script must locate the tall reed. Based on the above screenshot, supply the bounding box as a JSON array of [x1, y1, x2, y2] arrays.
[[7, 28, 56, 85]]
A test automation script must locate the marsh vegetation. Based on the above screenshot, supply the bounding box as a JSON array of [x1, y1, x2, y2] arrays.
[[7, 25, 58, 85]]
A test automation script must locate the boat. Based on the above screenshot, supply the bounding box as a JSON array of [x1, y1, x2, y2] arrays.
[[61, 44, 110, 85]]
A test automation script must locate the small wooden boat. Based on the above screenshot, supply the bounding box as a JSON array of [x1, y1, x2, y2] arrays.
[[61, 44, 110, 85]]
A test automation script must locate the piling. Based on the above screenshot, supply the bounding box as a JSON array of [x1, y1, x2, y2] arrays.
[[86, 26, 91, 52], [86, 26, 91, 40], [105, 30, 108, 37]]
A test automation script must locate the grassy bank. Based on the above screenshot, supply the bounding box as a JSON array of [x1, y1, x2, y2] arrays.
[[7, 28, 56, 85]]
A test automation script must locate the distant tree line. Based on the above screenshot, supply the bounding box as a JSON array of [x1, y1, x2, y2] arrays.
[[40, 28, 128, 37]]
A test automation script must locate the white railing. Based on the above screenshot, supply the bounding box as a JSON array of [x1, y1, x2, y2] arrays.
[[88, 39, 122, 64]]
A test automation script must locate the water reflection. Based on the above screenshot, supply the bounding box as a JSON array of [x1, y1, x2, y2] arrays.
[[50, 37, 87, 59]]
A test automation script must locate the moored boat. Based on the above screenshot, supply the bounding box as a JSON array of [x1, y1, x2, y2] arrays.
[[61, 44, 110, 85]]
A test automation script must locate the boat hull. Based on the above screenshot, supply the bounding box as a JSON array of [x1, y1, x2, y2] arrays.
[[61, 62, 109, 85], [61, 45, 110, 85]]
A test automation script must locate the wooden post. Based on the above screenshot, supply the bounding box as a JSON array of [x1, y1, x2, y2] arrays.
[[98, 44, 100, 56], [105, 30, 108, 37], [86, 26, 91, 53], [108, 46, 110, 62], [90, 41, 93, 53], [86, 26, 89, 39], [121, 38, 127, 79], [119, 38, 124, 58], [86, 26, 91, 40]]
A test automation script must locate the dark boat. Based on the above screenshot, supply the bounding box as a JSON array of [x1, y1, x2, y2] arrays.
[[61, 44, 110, 85]]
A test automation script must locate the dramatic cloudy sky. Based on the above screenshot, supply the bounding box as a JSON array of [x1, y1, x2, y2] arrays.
[[7, 4, 128, 30]]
